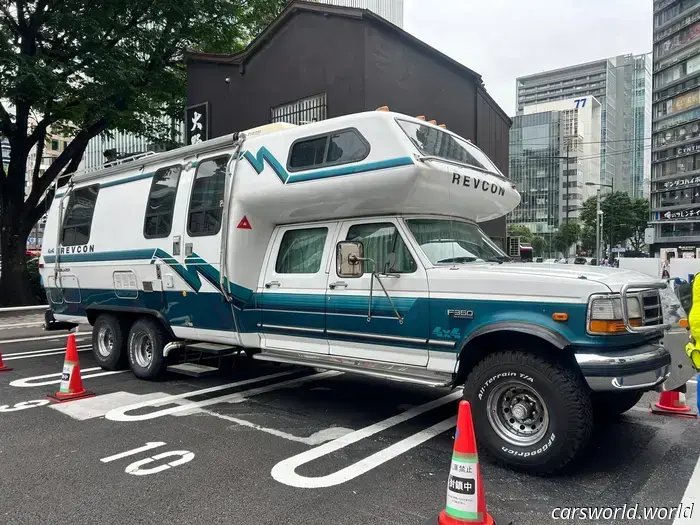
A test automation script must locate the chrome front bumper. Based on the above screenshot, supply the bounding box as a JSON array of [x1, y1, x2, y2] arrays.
[[575, 344, 672, 392]]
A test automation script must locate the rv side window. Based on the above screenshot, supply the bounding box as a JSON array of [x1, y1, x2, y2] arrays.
[[288, 128, 369, 171], [345, 223, 416, 274], [187, 155, 229, 237], [61, 185, 99, 246], [275, 227, 328, 274], [144, 165, 182, 239]]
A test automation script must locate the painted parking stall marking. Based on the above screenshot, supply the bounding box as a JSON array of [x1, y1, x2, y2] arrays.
[[9, 366, 127, 387], [105, 370, 341, 422], [101, 442, 195, 476], [0, 399, 51, 412], [271, 390, 463, 488], [2, 344, 91, 361]]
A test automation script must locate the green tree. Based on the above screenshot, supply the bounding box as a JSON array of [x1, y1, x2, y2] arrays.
[[507, 224, 533, 242], [0, 0, 287, 305], [579, 191, 636, 252], [629, 198, 650, 251], [531, 235, 545, 257], [552, 222, 580, 256]]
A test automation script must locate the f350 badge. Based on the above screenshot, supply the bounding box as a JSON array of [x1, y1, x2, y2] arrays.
[[447, 309, 474, 320]]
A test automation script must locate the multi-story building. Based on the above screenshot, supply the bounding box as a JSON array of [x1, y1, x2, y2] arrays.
[[81, 119, 184, 172], [516, 54, 652, 199], [311, 0, 404, 27], [508, 96, 602, 236], [650, 0, 700, 260]]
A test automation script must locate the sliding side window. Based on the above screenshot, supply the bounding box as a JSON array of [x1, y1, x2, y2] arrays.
[[61, 185, 99, 246], [144, 165, 182, 239]]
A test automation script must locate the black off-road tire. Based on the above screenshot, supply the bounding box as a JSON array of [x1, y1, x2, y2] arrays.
[[463, 350, 594, 476], [127, 317, 170, 380], [592, 391, 644, 420], [92, 313, 130, 371]]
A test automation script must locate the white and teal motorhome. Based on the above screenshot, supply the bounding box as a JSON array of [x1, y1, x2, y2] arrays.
[[40, 109, 672, 474]]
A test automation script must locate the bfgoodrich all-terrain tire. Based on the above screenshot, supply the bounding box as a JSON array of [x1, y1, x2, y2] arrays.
[[463, 350, 593, 475], [127, 317, 170, 380], [92, 313, 130, 371]]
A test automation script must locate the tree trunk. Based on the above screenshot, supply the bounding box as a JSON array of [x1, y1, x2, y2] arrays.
[[0, 219, 36, 307]]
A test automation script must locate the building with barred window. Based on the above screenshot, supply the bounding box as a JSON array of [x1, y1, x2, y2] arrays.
[[185, 0, 511, 245]]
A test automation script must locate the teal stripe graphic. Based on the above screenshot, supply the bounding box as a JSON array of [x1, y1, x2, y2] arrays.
[[242, 146, 413, 184]]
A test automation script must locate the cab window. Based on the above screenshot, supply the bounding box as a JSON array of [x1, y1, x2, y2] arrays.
[[275, 227, 329, 274], [345, 222, 416, 274]]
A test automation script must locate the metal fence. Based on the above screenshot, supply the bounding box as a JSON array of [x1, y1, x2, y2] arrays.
[[271, 93, 328, 126]]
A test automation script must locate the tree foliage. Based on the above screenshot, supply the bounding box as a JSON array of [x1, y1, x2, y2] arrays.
[[531, 235, 545, 257], [552, 221, 580, 255], [579, 192, 650, 253], [507, 224, 533, 242], [0, 0, 287, 305]]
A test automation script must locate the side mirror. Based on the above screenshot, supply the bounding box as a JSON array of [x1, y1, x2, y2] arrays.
[[337, 241, 365, 278]]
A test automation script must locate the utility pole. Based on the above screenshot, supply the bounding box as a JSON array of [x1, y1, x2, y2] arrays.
[[596, 188, 601, 265], [565, 138, 571, 225]]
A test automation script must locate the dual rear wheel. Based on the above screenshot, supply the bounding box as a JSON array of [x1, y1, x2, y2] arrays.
[[91, 314, 168, 380]]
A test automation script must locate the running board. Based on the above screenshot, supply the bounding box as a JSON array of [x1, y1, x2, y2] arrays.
[[252, 350, 453, 388]]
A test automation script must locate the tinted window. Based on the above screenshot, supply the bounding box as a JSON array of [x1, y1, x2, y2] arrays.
[[288, 129, 369, 171], [275, 227, 328, 274], [396, 120, 500, 174], [346, 223, 416, 274], [61, 185, 99, 246], [187, 156, 228, 236], [144, 165, 181, 238], [289, 137, 327, 169]]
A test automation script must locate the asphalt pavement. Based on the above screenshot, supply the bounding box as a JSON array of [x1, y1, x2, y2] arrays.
[[0, 314, 699, 525]]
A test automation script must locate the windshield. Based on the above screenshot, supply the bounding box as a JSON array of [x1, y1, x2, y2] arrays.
[[405, 218, 510, 264], [396, 119, 502, 176]]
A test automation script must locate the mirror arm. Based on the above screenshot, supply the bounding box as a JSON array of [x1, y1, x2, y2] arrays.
[[371, 272, 404, 325]]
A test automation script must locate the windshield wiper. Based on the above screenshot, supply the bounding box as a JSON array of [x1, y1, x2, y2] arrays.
[[437, 256, 478, 264], [482, 255, 510, 264]]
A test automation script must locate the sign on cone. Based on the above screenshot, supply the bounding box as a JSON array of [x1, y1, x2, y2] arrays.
[[47, 334, 94, 403], [438, 401, 496, 525], [0, 346, 11, 372]]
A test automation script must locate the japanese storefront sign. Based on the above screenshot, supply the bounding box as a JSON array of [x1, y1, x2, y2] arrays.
[[185, 102, 209, 146]]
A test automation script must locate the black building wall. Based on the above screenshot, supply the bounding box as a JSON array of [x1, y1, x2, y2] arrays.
[[186, 4, 511, 242]]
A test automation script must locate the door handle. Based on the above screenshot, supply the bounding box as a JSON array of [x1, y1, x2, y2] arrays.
[[329, 281, 348, 289], [265, 281, 281, 288]]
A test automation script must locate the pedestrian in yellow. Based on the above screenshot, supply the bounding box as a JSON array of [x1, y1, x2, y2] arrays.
[[685, 273, 700, 370]]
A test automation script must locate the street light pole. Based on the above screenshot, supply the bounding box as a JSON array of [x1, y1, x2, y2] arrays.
[[596, 188, 601, 264]]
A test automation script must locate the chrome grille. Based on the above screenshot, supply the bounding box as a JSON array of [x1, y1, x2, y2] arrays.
[[640, 290, 663, 326]]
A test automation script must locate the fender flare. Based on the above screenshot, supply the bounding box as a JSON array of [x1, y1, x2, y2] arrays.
[[461, 321, 571, 351]]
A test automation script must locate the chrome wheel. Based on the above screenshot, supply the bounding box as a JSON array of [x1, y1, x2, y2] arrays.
[[486, 380, 550, 447], [132, 332, 154, 368], [97, 325, 114, 358]]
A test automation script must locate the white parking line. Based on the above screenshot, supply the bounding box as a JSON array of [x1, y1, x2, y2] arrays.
[[271, 390, 462, 488], [3, 345, 91, 361], [0, 333, 90, 345], [673, 453, 700, 524], [106, 370, 342, 422], [105, 371, 299, 422], [3, 344, 91, 357], [0, 321, 45, 330], [200, 408, 353, 445], [9, 366, 126, 387]]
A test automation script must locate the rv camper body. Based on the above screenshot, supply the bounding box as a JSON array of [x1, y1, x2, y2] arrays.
[[40, 110, 672, 475]]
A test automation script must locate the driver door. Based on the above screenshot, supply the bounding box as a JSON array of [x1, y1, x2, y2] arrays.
[[325, 219, 430, 366]]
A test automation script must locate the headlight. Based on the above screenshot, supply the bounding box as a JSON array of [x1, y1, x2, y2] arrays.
[[587, 294, 643, 335]]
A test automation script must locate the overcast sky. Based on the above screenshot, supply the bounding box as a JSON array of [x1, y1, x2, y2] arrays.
[[404, 0, 654, 117]]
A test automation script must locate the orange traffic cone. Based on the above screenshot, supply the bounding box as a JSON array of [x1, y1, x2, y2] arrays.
[[651, 384, 697, 419], [0, 346, 11, 372], [47, 334, 94, 403], [429, 400, 509, 525]]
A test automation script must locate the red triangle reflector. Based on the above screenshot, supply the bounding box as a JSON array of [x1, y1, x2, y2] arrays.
[[237, 216, 252, 230]]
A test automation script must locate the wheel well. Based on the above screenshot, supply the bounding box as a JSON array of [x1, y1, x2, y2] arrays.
[[454, 330, 580, 386], [86, 309, 174, 339]]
